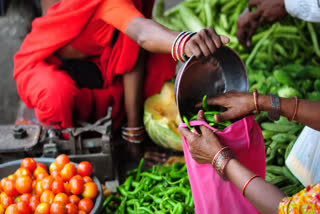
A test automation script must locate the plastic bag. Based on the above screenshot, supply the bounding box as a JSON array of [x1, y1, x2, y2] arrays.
[[286, 126, 320, 186], [179, 115, 265, 214]]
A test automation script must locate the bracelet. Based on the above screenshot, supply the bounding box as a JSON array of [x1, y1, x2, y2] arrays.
[[288, 96, 299, 122], [175, 33, 190, 62], [179, 32, 196, 62], [212, 147, 235, 181], [171, 31, 187, 61], [268, 93, 280, 121], [253, 88, 260, 115], [242, 175, 260, 196], [211, 147, 228, 166]]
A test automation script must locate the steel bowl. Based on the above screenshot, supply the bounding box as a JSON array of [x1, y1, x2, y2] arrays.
[[174, 46, 249, 119]]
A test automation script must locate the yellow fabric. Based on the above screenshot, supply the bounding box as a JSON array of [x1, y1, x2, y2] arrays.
[[279, 183, 320, 213]]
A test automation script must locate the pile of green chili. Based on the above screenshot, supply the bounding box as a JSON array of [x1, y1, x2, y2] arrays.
[[102, 158, 194, 214]]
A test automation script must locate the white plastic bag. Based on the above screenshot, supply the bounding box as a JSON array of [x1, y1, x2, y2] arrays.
[[286, 126, 320, 186]]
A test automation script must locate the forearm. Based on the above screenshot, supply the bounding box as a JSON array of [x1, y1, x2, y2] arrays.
[[258, 94, 320, 131], [125, 17, 179, 53], [225, 159, 286, 214]]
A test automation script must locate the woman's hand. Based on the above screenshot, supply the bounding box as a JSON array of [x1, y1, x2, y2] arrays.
[[179, 110, 224, 164], [184, 27, 230, 58], [237, 0, 287, 49], [203, 91, 255, 122]]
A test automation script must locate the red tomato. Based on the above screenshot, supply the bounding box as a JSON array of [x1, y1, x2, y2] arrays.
[[7, 175, 16, 182], [15, 175, 33, 194], [50, 202, 66, 214], [82, 182, 98, 200], [69, 176, 84, 195], [77, 162, 93, 177], [29, 195, 40, 211], [33, 167, 48, 179], [20, 193, 32, 203], [68, 195, 80, 206], [29, 195, 40, 213], [5, 204, 17, 214], [64, 183, 71, 195], [3, 180, 18, 197], [40, 190, 55, 204], [37, 172, 49, 180], [54, 193, 69, 205], [65, 203, 78, 214], [82, 177, 92, 183], [41, 176, 54, 191], [15, 168, 32, 177], [16, 201, 31, 214], [0, 178, 8, 191], [60, 163, 76, 181], [21, 158, 37, 173], [34, 203, 50, 214], [51, 170, 61, 179], [49, 163, 60, 174], [55, 154, 70, 170], [0, 204, 4, 214], [1, 194, 14, 208], [78, 198, 93, 213], [35, 180, 44, 196], [36, 163, 48, 172], [52, 179, 65, 195]]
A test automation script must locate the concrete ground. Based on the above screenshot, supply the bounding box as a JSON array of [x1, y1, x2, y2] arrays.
[[0, 0, 181, 125], [0, 0, 36, 124]]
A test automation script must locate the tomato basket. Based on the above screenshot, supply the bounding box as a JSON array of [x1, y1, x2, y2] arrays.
[[0, 158, 103, 214]]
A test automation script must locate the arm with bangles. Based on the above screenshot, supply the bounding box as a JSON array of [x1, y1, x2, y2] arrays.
[[125, 17, 230, 59], [208, 90, 320, 132], [179, 91, 320, 214]]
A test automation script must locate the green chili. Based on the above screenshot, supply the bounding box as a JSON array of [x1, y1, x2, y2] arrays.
[[307, 22, 320, 57], [202, 95, 208, 111], [135, 158, 144, 181], [182, 115, 192, 130]]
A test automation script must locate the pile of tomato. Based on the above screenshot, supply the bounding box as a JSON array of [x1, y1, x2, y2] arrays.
[[0, 154, 99, 214]]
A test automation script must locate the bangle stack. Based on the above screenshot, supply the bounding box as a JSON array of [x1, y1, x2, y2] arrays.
[[212, 147, 235, 181], [171, 31, 196, 63], [253, 88, 260, 115], [121, 126, 146, 144], [288, 96, 299, 121], [268, 93, 281, 121]]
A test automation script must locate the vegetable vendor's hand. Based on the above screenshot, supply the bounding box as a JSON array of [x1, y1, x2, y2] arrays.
[[184, 27, 230, 58], [205, 91, 255, 123], [179, 110, 224, 164], [237, 0, 287, 49]]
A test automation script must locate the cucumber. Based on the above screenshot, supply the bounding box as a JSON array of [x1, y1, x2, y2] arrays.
[[266, 165, 284, 175], [261, 122, 298, 133], [272, 133, 297, 143]]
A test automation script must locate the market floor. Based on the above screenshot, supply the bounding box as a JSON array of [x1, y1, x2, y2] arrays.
[[0, 0, 182, 125]]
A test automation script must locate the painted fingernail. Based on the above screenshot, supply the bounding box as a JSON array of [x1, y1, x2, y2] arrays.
[[199, 110, 204, 118]]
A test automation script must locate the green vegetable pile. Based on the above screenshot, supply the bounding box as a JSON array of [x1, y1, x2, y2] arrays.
[[102, 159, 193, 214], [154, 0, 320, 196]]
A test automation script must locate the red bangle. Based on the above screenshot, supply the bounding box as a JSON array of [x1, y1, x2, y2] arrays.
[[288, 96, 299, 122], [253, 88, 260, 115], [175, 33, 189, 62], [178, 34, 191, 62], [171, 31, 187, 61], [242, 175, 260, 196]]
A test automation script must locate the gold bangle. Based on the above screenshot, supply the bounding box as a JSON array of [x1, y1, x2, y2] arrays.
[[253, 88, 260, 115]]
